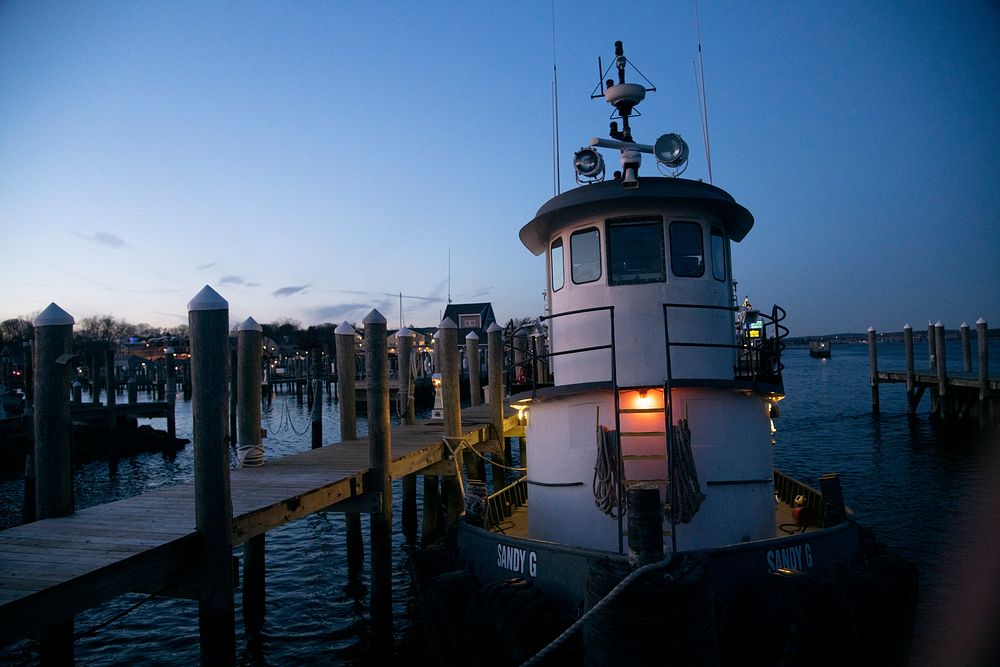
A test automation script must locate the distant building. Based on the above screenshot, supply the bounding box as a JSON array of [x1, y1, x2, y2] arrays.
[[442, 302, 497, 341]]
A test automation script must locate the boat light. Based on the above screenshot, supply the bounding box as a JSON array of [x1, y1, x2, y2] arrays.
[[653, 133, 689, 169], [574, 147, 605, 182]]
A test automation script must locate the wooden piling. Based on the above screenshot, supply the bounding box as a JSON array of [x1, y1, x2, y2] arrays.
[[364, 310, 393, 646], [466, 332, 481, 406], [127, 376, 138, 404], [311, 348, 323, 449], [236, 317, 265, 639], [868, 327, 879, 415], [397, 328, 418, 540], [439, 318, 465, 525], [33, 303, 75, 520], [487, 323, 506, 494], [934, 321, 948, 420], [188, 285, 235, 666], [32, 304, 76, 663], [229, 348, 238, 445], [903, 324, 916, 416], [165, 348, 177, 441], [927, 322, 936, 370], [961, 322, 972, 373], [237, 318, 264, 467], [105, 346, 117, 432], [335, 322, 364, 575], [978, 318, 989, 404]]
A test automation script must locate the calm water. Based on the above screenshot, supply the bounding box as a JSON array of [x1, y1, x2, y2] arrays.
[[1, 339, 997, 664]]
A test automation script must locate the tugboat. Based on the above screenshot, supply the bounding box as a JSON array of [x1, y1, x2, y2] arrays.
[[414, 42, 916, 666]]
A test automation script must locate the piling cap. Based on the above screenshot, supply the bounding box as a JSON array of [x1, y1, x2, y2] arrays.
[[335, 321, 355, 335], [396, 326, 414, 338], [935, 321, 943, 327], [466, 331, 480, 341], [960, 322, 968, 329], [867, 325, 874, 332], [238, 316, 262, 332], [34, 302, 74, 327], [487, 322, 502, 333], [977, 317, 987, 325], [187, 285, 228, 311], [903, 323, 911, 330], [363, 309, 386, 326], [438, 317, 457, 330]]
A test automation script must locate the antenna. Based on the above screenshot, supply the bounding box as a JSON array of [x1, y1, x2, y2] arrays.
[[694, 0, 713, 183], [399, 292, 403, 329], [551, 0, 561, 196], [447, 248, 452, 304]]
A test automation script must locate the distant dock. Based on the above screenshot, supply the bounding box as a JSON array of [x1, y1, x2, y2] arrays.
[[868, 319, 997, 423]]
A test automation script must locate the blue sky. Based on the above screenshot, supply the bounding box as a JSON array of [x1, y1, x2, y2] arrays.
[[1, 1, 997, 336]]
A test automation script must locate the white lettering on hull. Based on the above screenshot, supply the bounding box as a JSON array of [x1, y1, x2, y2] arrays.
[[766, 543, 814, 573], [496, 544, 537, 578]]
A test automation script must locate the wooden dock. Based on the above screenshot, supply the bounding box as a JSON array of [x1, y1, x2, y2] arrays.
[[0, 402, 521, 646], [867, 321, 995, 421]]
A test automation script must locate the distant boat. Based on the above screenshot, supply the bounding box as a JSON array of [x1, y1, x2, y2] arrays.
[[809, 340, 832, 358]]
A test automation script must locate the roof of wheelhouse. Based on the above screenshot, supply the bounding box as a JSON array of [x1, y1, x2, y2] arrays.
[[519, 177, 754, 256]]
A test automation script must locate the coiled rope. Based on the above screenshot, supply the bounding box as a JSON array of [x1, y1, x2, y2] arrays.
[[394, 353, 419, 417], [593, 427, 626, 518], [667, 418, 704, 525]]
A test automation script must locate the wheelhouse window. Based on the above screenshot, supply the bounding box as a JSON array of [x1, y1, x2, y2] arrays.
[[669, 221, 704, 277], [607, 219, 665, 286], [570, 227, 601, 284], [550, 238, 564, 292], [710, 227, 726, 282]]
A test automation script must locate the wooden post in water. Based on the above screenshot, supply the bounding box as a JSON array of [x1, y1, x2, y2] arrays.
[[237, 318, 264, 467], [422, 331, 444, 545], [927, 322, 936, 370], [311, 347, 323, 449], [961, 322, 972, 373], [236, 317, 265, 639], [439, 317, 465, 523], [229, 348, 239, 446], [935, 321, 948, 420], [465, 331, 486, 479], [33, 304, 76, 667], [397, 327, 418, 541], [466, 332, 481, 406], [977, 318, 989, 408], [868, 326, 879, 416], [105, 345, 117, 432], [487, 323, 506, 496], [364, 309, 394, 646], [903, 324, 916, 416], [188, 285, 235, 666], [165, 347, 177, 441], [335, 322, 364, 574]]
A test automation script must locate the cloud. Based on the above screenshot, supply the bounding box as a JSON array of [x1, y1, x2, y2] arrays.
[[272, 284, 309, 297], [195, 262, 216, 271], [219, 274, 260, 288], [307, 303, 370, 321], [73, 230, 128, 248]]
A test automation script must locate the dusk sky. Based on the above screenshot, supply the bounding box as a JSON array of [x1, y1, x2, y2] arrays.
[[2, 1, 997, 337]]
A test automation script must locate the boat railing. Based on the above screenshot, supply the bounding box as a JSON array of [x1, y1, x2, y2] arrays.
[[505, 305, 627, 551], [773, 469, 826, 523], [484, 476, 529, 532], [661, 301, 787, 387]]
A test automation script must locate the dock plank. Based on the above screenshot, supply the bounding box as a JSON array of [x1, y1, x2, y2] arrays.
[[0, 405, 520, 644]]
